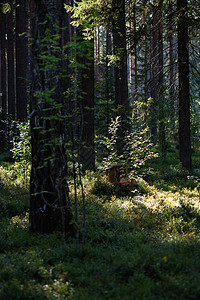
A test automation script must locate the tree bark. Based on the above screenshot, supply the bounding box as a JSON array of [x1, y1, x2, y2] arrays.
[[150, 1, 165, 157], [7, 0, 16, 122], [0, 14, 7, 150], [29, 0, 73, 235], [177, 0, 192, 170], [16, 0, 27, 121], [79, 39, 95, 170], [112, 0, 129, 156]]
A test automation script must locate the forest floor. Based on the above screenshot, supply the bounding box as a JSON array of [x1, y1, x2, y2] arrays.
[[0, 149, 200, 299]]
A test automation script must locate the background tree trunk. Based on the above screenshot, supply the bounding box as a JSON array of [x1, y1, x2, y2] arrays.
[[0, 14, 7, 150], [168, 0, 175, 137], [79, 39, 95, 170], [16, 0, 27, 121], [177, 0, 192, 170], [7, 0, 16, 122], [112, 0, 129, 156]]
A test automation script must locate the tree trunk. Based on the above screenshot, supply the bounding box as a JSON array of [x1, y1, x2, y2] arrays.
[[105, 29, 112, 128], [168, 0, 175, 139], [177, 0, 192, 170], [79, 39, 95, 170], [150, 1, 165, 157], [0, 14, 7, 150], [157, 2, 165, 158], [7, 0, 16, 122], [112, 0, 129, 156], [29, 0, 73, 235], [16, 0, 27, 121]]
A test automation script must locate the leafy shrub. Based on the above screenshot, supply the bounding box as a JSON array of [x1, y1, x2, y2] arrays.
[[10, 121, 31, 185], [101, 117, 158, 176]]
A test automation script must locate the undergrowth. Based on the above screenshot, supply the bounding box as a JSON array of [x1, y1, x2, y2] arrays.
[[0, 150, 200, 299]]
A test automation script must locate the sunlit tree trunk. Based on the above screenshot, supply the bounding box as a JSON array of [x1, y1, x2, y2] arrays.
[[29, 0, 73, 235], [177, 0, 192, 170]]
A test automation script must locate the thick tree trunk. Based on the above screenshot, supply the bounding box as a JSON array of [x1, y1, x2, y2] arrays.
[[16, 0, 27, 120], [177, 0, 192, 170], [29, 0, 73, 235], [112, 0, 129, 156]]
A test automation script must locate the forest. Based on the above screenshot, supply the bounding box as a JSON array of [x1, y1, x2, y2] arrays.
[[0, 0, 200, 298]]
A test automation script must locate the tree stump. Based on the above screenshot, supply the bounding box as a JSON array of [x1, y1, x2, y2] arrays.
[[106, 164, 126, 183]]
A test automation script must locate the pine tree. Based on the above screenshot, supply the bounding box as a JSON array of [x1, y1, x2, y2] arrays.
[[29, 0, 73, 235]]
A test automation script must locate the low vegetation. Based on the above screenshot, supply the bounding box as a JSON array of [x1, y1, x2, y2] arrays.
[[0, 150, 200, 299]]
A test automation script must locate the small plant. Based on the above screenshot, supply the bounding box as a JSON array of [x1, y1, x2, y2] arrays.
[[10, 121, 31, 186], [101, 117, 158, 177]]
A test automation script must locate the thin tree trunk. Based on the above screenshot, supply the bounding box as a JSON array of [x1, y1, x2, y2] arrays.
[[150, 4, 159, 140], [7, 0, 16, 122], [0, 14, 7, 150], [150, 1, 165, 156], [16, 0, 27, 120], [168, 0, 175, 137], [133, 3, 138, 93], [112, 0, 129, 155], [177, 0, 192, 170], [105, 29, 112, 128], [157, 2, 165, 158], [79, 39, 95, 170], [97, 27, 101, 82]]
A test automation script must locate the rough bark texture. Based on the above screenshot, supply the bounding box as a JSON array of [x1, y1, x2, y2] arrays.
[[112, 0, 129, 156], [29, 0, 73, 235], [16, 0, 27, 120], [177, 0, 192, 170]]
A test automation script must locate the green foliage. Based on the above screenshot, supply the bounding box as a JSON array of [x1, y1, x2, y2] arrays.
[[10, 121, 31, 186], [1, 3, 11, 14], [65, 0, 108, 39], [100, 117, 158, 175]]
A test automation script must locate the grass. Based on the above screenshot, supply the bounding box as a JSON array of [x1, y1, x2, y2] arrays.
[[0, 150, 200, 299]]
